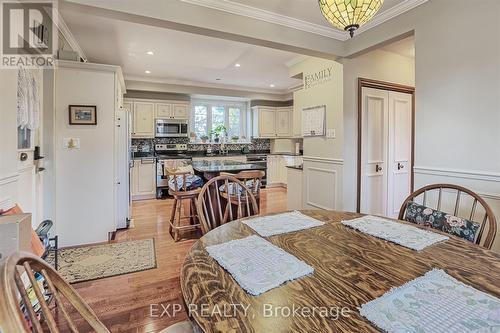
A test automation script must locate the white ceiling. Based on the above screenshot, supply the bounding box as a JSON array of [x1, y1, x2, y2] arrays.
[[227, 0, 405, 28], [61, 8, 303, 93]]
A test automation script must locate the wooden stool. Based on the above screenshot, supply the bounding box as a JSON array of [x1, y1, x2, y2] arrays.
[[167, 168, 202, 242]]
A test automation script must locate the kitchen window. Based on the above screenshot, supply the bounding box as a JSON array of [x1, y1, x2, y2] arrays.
[[191, 100, 247, 140]]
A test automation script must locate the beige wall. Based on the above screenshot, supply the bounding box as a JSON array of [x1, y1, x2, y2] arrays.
[[345, 0, 500, 252], [0, 70, 19, 211], [291, 57, 344, 210], [341, 49, 415, 211], [54, 66, 117, 246]]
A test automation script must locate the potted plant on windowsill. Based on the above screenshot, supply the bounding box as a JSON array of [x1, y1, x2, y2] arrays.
[[200, 135, 209, 144], [231, 135, 239, 143], [211, 125, 227, 144]]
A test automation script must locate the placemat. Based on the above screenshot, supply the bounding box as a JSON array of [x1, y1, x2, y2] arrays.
[[342, 215, 449, 251], [360, 269, 500, 333], [206, 235, 314, 296], [242, 211, 324, 237]]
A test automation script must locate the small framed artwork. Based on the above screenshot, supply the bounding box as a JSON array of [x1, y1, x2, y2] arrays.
[[69, 105, 97, 125]]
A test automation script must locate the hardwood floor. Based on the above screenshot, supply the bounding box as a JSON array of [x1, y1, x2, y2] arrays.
[[72, 187, 287, 333]]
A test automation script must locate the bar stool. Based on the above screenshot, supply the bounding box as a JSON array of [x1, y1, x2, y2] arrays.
[[166, 166, 203, 241]]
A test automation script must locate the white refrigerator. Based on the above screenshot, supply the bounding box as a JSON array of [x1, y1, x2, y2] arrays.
[[115, 106, 131, 229]]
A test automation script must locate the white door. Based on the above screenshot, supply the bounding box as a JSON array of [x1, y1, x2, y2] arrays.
[[387, 92, 412, 217], [360, 88, 412, 217], [361, 88, 388, 216]]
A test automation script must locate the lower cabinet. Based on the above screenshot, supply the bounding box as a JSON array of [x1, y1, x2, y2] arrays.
[[287, 168, 303, 210], [131, 158, 156, 200], [267, 155, 303, 187]]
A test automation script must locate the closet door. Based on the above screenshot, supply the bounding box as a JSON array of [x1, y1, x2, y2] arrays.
[[387, 92, 412, 217], [360, 88, 389, 216]]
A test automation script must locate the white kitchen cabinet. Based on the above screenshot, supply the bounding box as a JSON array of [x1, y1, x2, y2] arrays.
[[292, 104, 302, 137], [287, 167, 303, 210], [252, 106, 276, 138], [267, 155, 303, 187], [172, 103, 189, 119], [156, 102, 189, 119], [131, 158, 156, 200], [276, 107, 292, 137], [132, 101, 155, 138], [252, 106, 292, 138], [156, 103, 172, 118]]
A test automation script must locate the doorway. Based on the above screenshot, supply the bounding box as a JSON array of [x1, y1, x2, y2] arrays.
[[357, 78, 415, 217]]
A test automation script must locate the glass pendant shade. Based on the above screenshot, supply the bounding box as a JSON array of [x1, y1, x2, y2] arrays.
[[318, 0, 384, 38]]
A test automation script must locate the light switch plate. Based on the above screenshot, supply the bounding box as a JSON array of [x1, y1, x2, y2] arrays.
[[326, 129, 336, 139], [63, 138, 80, 149]]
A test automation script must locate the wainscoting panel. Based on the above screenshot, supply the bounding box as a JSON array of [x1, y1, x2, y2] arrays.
[[414, 166, 500, 253], [0, 173, 18, 211], [303, 157, 343, 211]]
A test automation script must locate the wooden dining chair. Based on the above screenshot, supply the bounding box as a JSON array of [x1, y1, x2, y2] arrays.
[[196, 175, 259, 235], [166, 167, 203, 241], [398, 184, 497, 249], [0, 252, 199, 333], [220, 170, 265, 200]]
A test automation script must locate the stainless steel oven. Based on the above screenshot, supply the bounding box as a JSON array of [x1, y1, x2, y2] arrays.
[[155, 119, 188, 138]]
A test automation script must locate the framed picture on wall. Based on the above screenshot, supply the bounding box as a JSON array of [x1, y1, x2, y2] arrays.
[[69, 105, 97, 125]]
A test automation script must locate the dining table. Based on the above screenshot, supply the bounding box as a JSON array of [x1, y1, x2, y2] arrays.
[[180, 210, 500, 333]]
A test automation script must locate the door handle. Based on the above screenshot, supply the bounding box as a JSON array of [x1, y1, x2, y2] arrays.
[[397, 162, 404, 170], [375, 164, 382, 172]]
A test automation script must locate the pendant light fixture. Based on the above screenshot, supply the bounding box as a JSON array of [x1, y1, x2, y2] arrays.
[[318, 0, 384, 38]]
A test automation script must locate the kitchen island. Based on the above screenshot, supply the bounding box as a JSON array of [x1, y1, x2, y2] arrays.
[[192, 160, 266, 180]]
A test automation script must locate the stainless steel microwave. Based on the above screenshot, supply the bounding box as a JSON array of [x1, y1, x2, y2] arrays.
[[155, 119, 188, 137]]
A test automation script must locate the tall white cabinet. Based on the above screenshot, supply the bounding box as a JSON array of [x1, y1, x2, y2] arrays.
[[360, 87, 412, 218]]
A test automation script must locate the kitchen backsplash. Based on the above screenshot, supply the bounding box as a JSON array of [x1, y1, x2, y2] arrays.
[[132, 138, 271, 152]]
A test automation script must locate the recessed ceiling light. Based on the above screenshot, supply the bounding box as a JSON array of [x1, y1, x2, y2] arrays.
[[146, 51, 154, 55], [145, 70, 151, 74], [270, 84, 275, 88], [234, 63, 241, 67]]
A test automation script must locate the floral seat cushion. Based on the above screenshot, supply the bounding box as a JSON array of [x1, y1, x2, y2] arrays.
[[219, 180, 257, 194], [168, 174, 203, 191], [404, 201, 480, 243]]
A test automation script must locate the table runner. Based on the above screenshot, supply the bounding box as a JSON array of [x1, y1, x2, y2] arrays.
[[360, 269, 500, 333], [342, 215, 449, 251], [205, 235, 314, 296], [242, 211, 324, 237]]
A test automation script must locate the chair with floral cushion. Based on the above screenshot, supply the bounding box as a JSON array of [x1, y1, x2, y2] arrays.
[[398, 184, 497, 249]]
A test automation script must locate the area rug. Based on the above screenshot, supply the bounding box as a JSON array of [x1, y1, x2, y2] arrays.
[[47, 239, 156, 283]]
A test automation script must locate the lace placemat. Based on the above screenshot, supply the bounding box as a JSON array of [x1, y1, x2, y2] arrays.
[[342, 215, 449, 251], [206, 235, 314, 296], [360, 269, 500, 333], [242, 211, 325, 237]]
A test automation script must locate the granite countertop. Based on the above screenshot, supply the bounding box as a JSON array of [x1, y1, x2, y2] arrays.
[[132, 152, 155, 159], [268, 152, 303, 156], [192, 160, 267, 173], [286, 165, 303, 170], [189, 150, 270, 157]]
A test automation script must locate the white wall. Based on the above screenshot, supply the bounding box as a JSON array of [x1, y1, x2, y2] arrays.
[[0, 70, 19, 211], [290, 57, 344, 210], [54, 66, 116, 246], [341, 49, 415, 211]]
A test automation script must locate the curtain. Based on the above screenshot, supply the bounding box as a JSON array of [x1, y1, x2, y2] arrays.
[[17, 67, 40, 130]]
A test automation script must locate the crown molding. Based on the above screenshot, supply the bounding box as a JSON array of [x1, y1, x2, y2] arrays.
[[180, 0, 347, 40], [55, 11, 88, 61], [181, 0, 429, 41], [356, 0, 429, 35], [124, 75, 291, 95]]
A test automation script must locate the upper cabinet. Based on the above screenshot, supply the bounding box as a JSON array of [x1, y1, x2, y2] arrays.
[[252, 106, 291, 138], [155, 102, 189, 119], [125, 98, 190, 138], [133, 101, 155, 138]]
